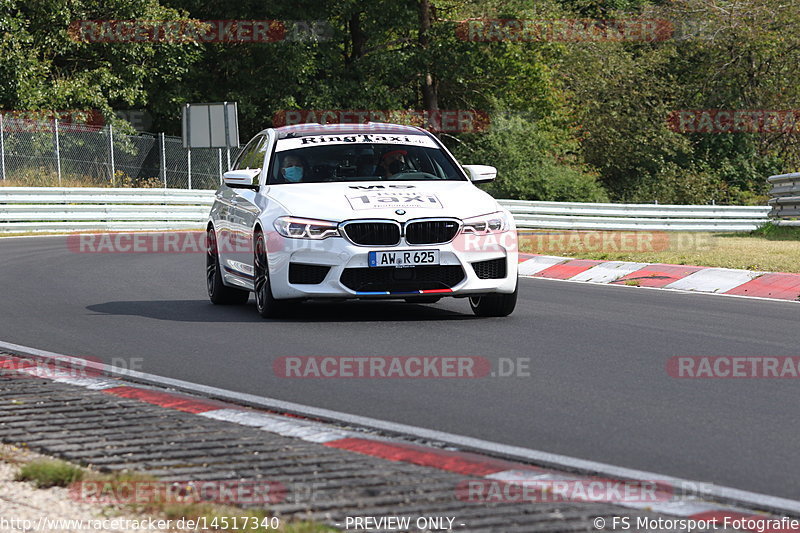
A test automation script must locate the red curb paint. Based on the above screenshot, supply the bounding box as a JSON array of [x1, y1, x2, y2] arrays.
[[102, 386, 232, 414], [724, 272, 800, 300], [534, 259, 605, 279], [0, 356, 39, 377], [325, 438, 542, 476], [1, 354, 793, 522], [0, 355, 23, 366], [612, 264, 705, 288]]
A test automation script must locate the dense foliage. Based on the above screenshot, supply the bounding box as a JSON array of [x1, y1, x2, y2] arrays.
[[3, 0, 798, 203]]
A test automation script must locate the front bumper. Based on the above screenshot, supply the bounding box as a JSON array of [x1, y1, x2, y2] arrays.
[[264, 230, 518, 300]]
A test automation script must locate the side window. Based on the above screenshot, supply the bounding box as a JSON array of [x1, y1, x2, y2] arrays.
[[233, 135, 264, 170], [251, 136, 270, 172], [249, 136, 270, 185]]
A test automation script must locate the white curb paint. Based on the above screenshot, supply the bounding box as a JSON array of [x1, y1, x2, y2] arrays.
[[570, 261, 650, 283], [518, 254, 800, 304], [6, 362, 120, 390], [484, 469, 726, 515], [200, 408, 357, 444], [2, 339, 799, 518], [665, 268, 764, 293], [517, 255, 570, 276]]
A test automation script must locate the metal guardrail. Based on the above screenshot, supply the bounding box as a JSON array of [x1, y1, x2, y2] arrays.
[[767, 172, 800, 226], [0, 187, 772, 233], [0, 187, 214, 232], [499, 200, 770, 231]]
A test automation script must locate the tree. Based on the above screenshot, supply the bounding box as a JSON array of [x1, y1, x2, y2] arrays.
[[1, 0, 199, 131]]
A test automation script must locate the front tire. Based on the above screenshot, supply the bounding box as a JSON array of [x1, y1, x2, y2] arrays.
[[206, 228, 249, 305], [253, 230, 290, 318], [469, 282, 518, 317]]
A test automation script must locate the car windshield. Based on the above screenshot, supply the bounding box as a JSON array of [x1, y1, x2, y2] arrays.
[[268, 134, 467, 184]]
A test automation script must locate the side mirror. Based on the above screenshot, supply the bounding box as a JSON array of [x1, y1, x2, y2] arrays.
[[463, 165, 497, 183], [223, 168, 260, 189]]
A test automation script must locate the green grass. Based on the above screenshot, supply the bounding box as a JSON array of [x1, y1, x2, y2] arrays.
[[14, 462, 333, 532], [0, 169, 162, 188], [742, 221, 800, 240], [518, 225, 800, 273], [15, 458, 84, 488], [88, 472, 334, 532]]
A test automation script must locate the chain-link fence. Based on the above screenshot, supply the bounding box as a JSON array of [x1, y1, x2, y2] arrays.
[[0, 116, 242, 189]]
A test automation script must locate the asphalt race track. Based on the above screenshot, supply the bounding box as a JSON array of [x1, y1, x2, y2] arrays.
[[2, 236, 799, 500]]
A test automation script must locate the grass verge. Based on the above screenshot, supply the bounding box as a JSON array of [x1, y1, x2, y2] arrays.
[[0, 170, 162, 188], [15, 458, 84, 488], [518, 224, 800, 273], [12, 456, 333, 532]]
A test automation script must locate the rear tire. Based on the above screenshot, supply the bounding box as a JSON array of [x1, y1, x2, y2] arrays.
[[469, 282, 517, 317], [206, 228, 249, 305], [253, 230, 291, 318]]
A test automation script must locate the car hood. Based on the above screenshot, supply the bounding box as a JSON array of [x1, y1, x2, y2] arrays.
[[264, 181, 502, 221]]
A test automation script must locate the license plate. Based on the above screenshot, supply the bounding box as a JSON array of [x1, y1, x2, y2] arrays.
[[368, 250, 440, 268]]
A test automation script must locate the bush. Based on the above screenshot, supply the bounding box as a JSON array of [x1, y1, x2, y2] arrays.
[[750, 221, 800, 240], [452, 113, 609, 202], [618, 162, 771, 206]]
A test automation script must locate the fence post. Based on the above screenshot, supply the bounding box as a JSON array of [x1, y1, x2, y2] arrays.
[[108, 124, 115, 186], [0, 114, 5, 181], [160, 132, 167, 188], [54, 118, 62, 186], [218, 148, 223, 185], [226, 147, 231, 171], [187, 147, 192, 189]]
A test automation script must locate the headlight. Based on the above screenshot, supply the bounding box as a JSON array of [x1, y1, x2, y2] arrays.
[[273, 217, 340, 239], [461, 211, 509, 234]]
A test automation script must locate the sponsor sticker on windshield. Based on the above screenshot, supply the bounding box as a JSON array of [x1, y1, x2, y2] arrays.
[[276, 133, 439, 152], [346, 191, 442, 210]]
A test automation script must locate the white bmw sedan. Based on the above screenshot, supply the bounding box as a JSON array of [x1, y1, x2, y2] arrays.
[[206, 122, 518, 318]]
